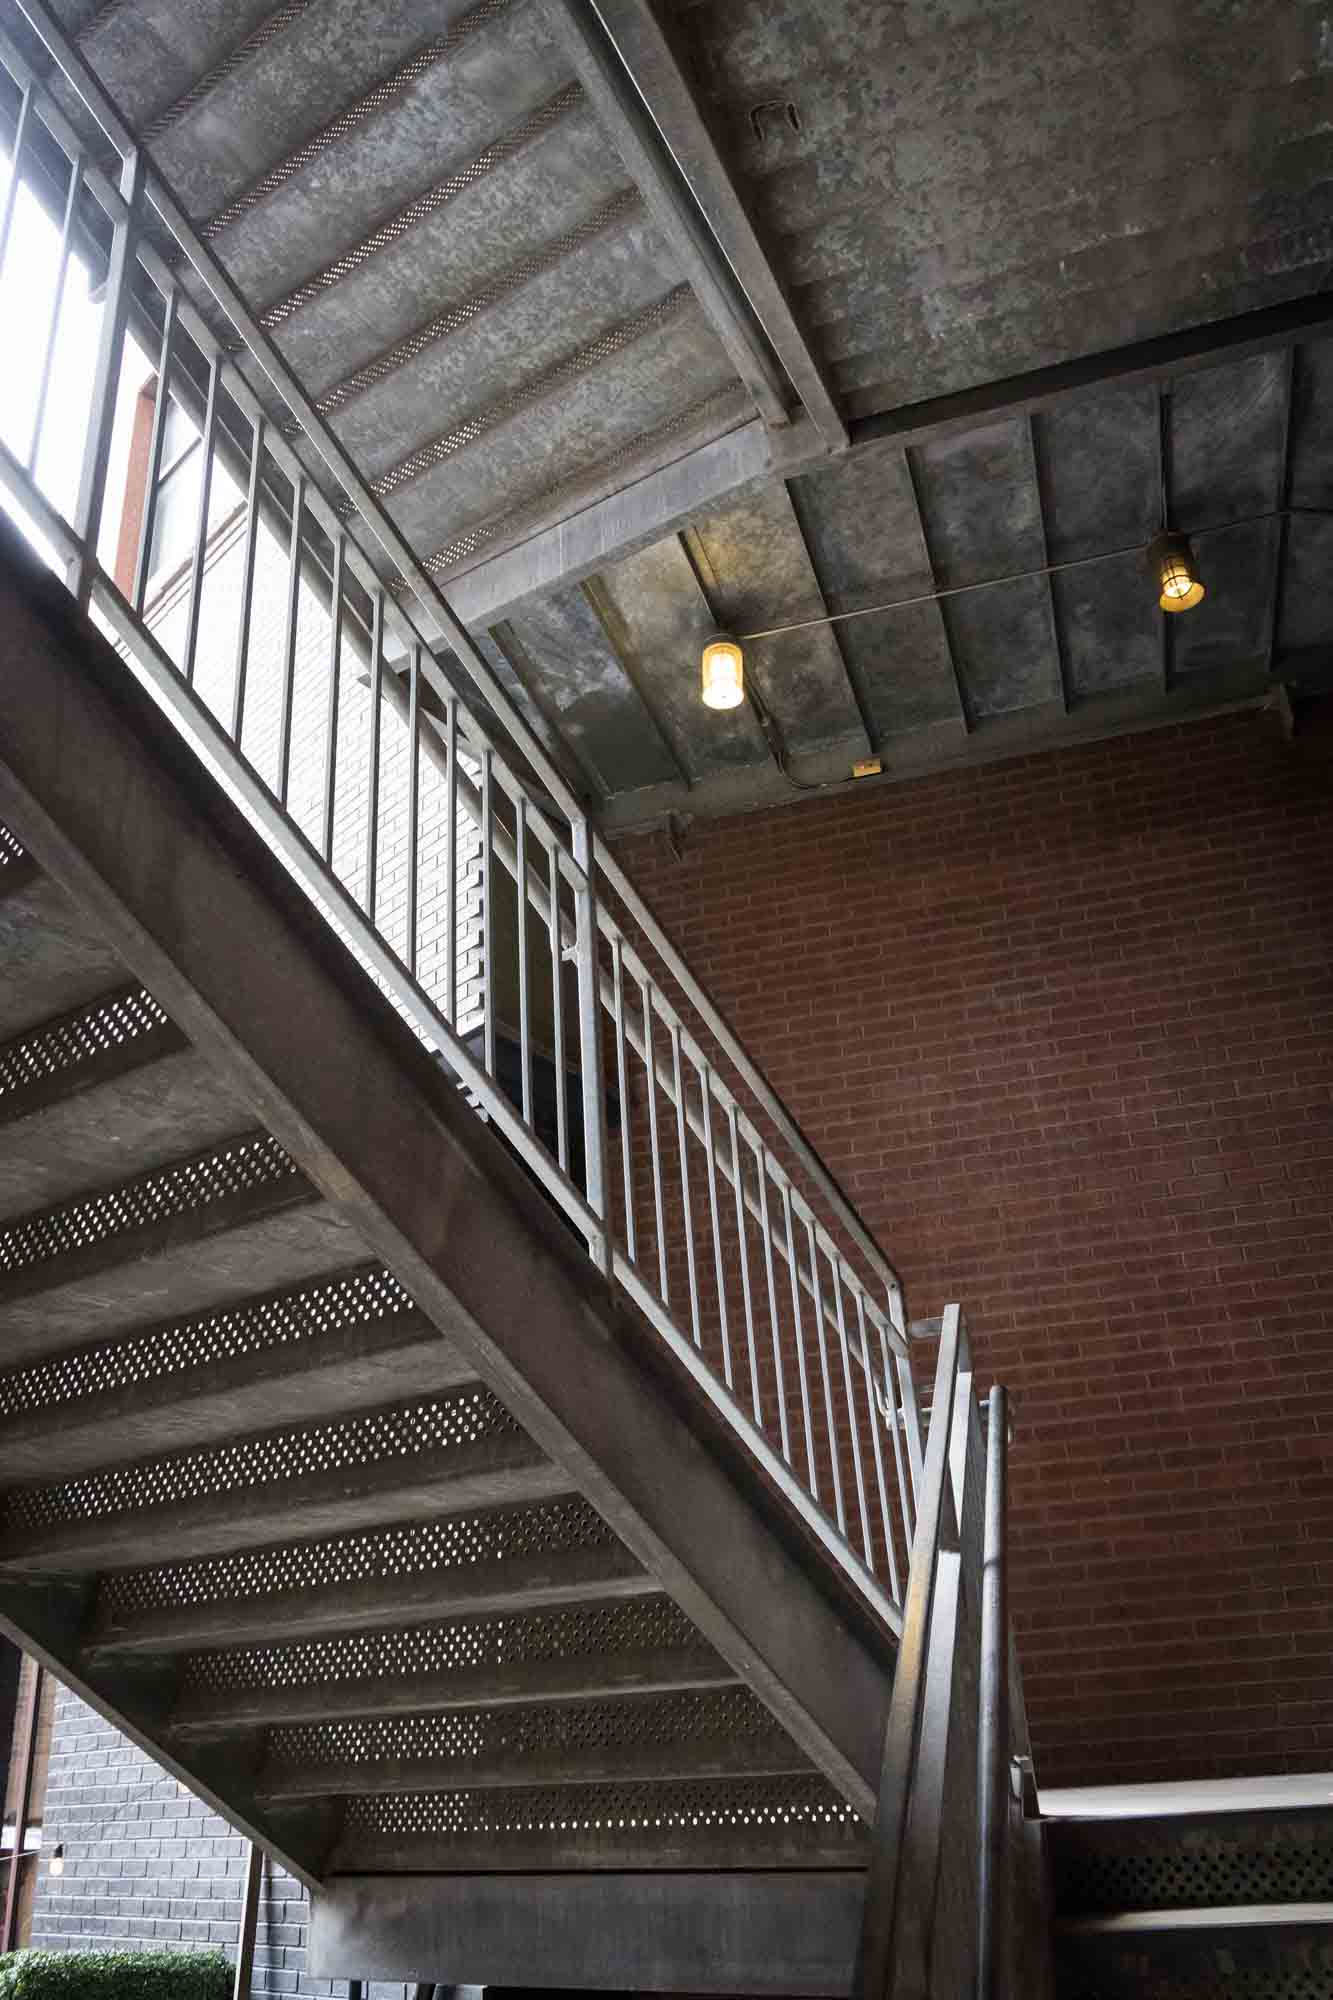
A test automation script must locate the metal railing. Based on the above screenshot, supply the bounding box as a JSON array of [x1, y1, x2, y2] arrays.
[[855, 1311, 1047, 2000], [0, 0, 919, 1633]]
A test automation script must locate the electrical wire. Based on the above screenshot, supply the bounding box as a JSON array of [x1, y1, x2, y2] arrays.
[[733, 504, 1333, 648]]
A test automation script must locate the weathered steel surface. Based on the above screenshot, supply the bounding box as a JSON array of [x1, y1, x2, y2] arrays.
[[311, 1870, 866, 1991]]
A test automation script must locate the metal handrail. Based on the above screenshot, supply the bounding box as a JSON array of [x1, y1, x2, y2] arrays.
[[0, 0, 919, 1628]]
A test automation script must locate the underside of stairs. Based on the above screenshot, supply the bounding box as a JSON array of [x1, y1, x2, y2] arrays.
[[0, 514, 891, 1955]]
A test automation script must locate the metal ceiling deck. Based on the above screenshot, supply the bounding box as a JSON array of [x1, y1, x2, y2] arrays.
[[5, 0, 1332, 827]]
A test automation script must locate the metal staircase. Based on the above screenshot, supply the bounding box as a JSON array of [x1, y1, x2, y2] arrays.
[[1050, 1805, 1333, 1997], [0, 2, 1044, 1987], [0, 522, 892, 1983]]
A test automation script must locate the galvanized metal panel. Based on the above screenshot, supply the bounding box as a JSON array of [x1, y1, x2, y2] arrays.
[[595, 533, 771, 777], [499, 587, 680, 796], [338, 219, 681, 481], [151, 0, 517, 222], [1053, 554, 1160, 699], [1169, 350, 1288, 530], [379, 299, 736, 550], [210, 10, 574, 294], [273, 102, 631, 394], [687, 482, 868, 755], [789, 442, 962, 737]]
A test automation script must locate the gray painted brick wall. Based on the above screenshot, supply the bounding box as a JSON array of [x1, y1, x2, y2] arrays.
[[29, 1682, 412, 2000]]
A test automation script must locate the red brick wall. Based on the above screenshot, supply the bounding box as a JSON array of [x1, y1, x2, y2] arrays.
[[614, 711, 1333, 1789]]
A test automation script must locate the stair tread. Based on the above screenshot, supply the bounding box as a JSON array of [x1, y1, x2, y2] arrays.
[[327, 1774, 868, 1874], [169, 1595, 735, 1735], [256, 1686, 810, 1801], [0, 1387, 570, 1572], [0, 1265, 476, 1481], [87, 1500, 652, 1656], [0, 1130, 363, 1361], [0, 993, 251, 1220]]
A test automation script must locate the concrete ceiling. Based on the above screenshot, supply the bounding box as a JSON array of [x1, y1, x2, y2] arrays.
[[7, 0, 1333, 826]]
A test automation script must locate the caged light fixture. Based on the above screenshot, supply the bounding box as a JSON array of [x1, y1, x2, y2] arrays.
[[1151, 389, 1205, 613], [701, 632, 745, 710], [1147, 529, 1205, 613], [48, 1845, 64, 1877]]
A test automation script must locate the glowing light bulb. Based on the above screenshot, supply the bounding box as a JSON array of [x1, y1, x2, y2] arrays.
[[701, 634, 744, 710]]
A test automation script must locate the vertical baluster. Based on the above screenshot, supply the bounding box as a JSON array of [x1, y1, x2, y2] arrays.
[[68, 145, 143, 608], [894, 1283, 925, 1511], [832, 1258, 873, 1566], [670, 1022, 702, 1347], [756, 1142, 789, 1463], [641, 976, 668, 1305], [276, 471, 304, 806], [406, 645, 421, 977], [781, 1182, 817, 1493], [515, 797, 534, 1129], [612, 935, 635, 1266], [481, 747, 495, 1079], [445, 694, 458, 1026], [28, 146, 82, 476], [320, 531, 344, 864], [547, 841, 568, 1172], [728, 1106, 760, 1425], [806, 1219, 846, 1535], [132, 288, 178, 615], [880, 1317, 913, 1598], [181, 352, 219, 687], [699, 1061, 732, 1389], [859, 1289, 899, 1601], [0, 84, 33, 281], [571, 819, 610, 1270], [363, 590, 383, 924], [229, 409, 262, 744]]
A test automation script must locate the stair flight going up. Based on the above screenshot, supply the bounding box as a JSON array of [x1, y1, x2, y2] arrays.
[[0, 515, 891, 1953]]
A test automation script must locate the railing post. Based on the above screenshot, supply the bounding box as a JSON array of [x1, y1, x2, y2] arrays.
[[572, 818, 611, 1275], [232, 1840, 262, 2000], [67, 144, 143, 611], [977, 1385, 1010, 2000], [0, 1658, 42, 1954], [856, 1304, 964, 2000]]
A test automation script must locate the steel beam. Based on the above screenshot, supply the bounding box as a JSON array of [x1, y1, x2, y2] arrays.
[[447, 287, 1333, 635], [586, 0, 847, 449], [848, 284, 1333, 443], [311, 1872, 865, 1993], [541, 0, 793, 432]]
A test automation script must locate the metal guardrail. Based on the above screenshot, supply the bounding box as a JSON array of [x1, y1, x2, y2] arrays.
[[0, 0, 919, 1632]]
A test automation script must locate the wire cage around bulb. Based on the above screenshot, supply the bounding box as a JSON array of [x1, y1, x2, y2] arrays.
[[701, 633, 745, 710], [1148, 530, 1205, 613]]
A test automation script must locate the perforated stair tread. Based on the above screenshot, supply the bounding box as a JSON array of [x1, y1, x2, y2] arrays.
[[1049, 1808, 1333, 1918], [328, 1775, 870, 1874], [86, 1499, 655, 1657], [0, 1132, 363, 1360], [0, 857, 137, 1040], [0, 1265, 478, 1482], [0, 1386, 572, 1572], [255, 1687, 811, 1800], [168, 1595, 737, 1736], [0, 983, 255, 1221]]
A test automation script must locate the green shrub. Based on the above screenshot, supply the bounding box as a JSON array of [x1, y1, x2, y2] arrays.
[[0, 1949, 231, 2000]]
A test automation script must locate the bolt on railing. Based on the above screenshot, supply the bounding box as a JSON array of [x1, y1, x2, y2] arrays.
[[0, 0, 920, 1631]]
